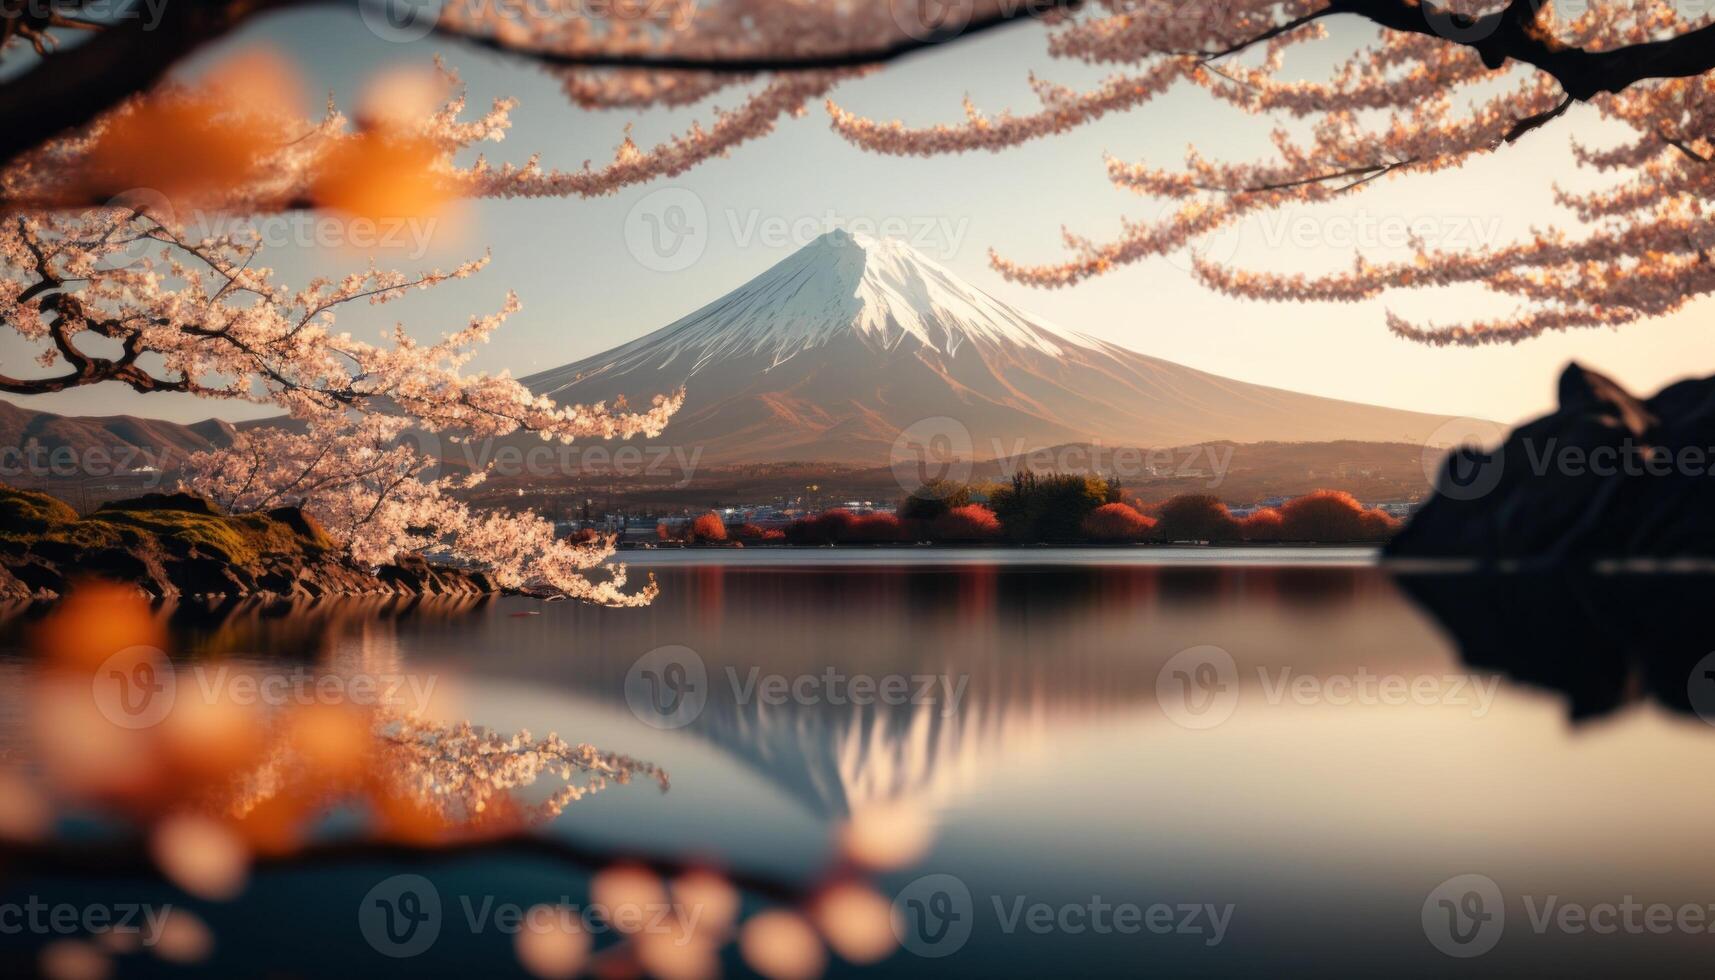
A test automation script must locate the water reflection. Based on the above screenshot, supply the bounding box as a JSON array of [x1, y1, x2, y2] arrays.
[[7, 562, 1715, 977], [1392, 571, 1715, 721]]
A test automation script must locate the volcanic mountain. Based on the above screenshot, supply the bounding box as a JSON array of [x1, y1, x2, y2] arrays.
[[548, 230, 1454, 463]]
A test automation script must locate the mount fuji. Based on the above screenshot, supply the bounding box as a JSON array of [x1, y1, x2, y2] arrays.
[[526, 230, 1452, 464]]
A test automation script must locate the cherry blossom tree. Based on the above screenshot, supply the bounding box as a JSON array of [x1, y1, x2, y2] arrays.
[[2, 0, 1713, 352], [5, 0, 1715, 582]]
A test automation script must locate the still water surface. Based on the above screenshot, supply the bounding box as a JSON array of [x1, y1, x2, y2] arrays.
[[2, 552, 1711, 976]]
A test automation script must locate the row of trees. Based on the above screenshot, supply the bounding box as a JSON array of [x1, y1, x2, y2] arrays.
[[661, 482, 1400, 546]]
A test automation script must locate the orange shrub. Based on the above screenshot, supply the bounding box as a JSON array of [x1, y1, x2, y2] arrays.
[[1277, 490, 1400, 542], [730, 522, 765, 540], [1155, 494, 1241, 543], [1358, 508, 1402, 540], [1081, 503, 1157, 542], [785, 509, 858, 545], [848, 513, 906, 543], [930, 505, 1002, 542], [1239, 507, 1285, 542], [689, 512, 727, 543]]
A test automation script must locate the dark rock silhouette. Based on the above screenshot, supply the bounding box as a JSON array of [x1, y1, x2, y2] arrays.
[[1387, 362, 1715, 564], [1392, 571, 1715, 722]]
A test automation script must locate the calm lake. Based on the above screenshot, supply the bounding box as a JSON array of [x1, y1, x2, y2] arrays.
[[3, 551, 1712, 976]]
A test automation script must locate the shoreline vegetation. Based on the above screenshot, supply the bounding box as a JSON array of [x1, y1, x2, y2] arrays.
[[1, 474, 1403, 601], [652, 475, 1402, 549], [0, 485, 499, 602]]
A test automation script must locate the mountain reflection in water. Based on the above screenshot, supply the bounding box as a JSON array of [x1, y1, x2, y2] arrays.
[[6, 559, 1715, 977]]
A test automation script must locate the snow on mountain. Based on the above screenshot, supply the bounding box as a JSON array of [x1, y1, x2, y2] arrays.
[[526, 230, 1455, 465]]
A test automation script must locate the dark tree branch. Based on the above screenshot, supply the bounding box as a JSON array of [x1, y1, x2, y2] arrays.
[[0, 0, 299, 172], [1, 0, 1714, 189], [1500, 92, 1575, 144], [426, 0, 1084, 72]]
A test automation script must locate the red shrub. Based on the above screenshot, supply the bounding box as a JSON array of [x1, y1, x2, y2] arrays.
[[1155, 494, 1242, 543], [689, 511, 727, 543], [1239, 507, 1286, 542], [760, 528, 786, 542], [655, 522, 672, 543], [1277, 490, 1400, 542], [1081, 502, 1157, 542], [730, 522, 765, 540], [930, 504, 1002, 542], [786, 508, 859, 544], [1357, 508, 1401, 541], [1278, 490, 1362, 541], [848, 512, 905, 543]]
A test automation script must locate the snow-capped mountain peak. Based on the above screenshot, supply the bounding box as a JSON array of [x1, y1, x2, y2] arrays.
[[551, 231, 1096, 383], [525, 229, 1456, 465]]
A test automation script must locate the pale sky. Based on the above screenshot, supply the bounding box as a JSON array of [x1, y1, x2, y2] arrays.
[[5, 11, 1710, 427]]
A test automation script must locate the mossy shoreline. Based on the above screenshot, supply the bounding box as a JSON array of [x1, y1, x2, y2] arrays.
[[0, 486, 497, 601]]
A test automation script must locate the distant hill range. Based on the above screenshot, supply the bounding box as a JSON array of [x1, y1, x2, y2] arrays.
[[0, 398, 233, 462], [0, 231, 1465, 508]]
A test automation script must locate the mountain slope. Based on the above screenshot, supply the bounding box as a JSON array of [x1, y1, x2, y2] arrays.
[[526, 230, 1454, 464], [0, 399, 230, 465]]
